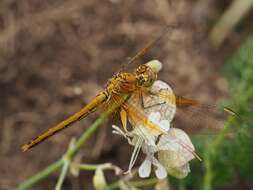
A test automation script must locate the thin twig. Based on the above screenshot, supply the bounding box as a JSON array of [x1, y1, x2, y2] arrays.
[[54, 160, 70, 190], [203, 116, 237, 190], [130, 178, 159, 187], [209, 0, 253, 48], [16, 159, 64, 190], [16, 95, 128, 190], [54, 139, 76, 190], [107, 177, 159, 190]]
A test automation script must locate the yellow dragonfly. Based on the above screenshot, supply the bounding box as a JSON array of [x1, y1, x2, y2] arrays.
[[21, 25, 238, 155]]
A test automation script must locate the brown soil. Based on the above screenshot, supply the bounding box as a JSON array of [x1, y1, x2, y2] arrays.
[[0, 0, 247, 189]]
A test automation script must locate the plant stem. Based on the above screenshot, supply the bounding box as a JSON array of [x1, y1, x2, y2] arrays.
[[16, 159, 64, 190], [78, 163, 116, 171], [65, 96, 128, 159], [55, 160, 70, 190], [78, 163, 104, 170], [17, 95, 128, 190], [65, 112, 108, 159], [203, 116, 236, 190], [107, 178, 159, 190], [209, 0, 253, 48], [203, 152, 212, 190], [130, 178, 159, 187]]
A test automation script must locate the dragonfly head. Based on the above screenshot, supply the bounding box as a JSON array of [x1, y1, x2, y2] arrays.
[[135, 60, 162, 87]]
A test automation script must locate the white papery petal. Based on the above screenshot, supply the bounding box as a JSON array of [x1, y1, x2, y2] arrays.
[[168, 128, 195, 156], [112, 79, 195, 179], [158, 133, 181, 151], [148, 112, 171, 132], [152, 157, 167, 179], [142, 143, 156, 155], [150, 80, 173, 92], [158, 128, 195, 169], [149, 80, 176, 122], [166, 163, 191, 179], [138, 158, 152, 178], [133, 126, 156, 147], [159, 120, 170, 131], [148, 112, 161, 123], [155, 165, 167, 179]]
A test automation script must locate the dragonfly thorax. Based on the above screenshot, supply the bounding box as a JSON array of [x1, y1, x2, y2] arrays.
[[105, 61, 161, 95]]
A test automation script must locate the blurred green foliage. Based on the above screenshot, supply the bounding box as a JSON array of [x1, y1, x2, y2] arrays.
[[172, 37, 253, 190]]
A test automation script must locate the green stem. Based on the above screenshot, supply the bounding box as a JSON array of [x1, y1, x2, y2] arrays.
[[203, 152, 212, 190], [107, 178, 159, 190], [78, 163, 115, 171], [17, 95, 128, 190], [178, 180, 186, 190], [78, 164, 102, 171], [130, 178, 159, 187], [209, 0, 253, 48], [16, 159, 64, 190], [55, 160, 70, 190], [66, 95, 128, 159], [65, 112, 109, 159], [203, 116, 236, 190]]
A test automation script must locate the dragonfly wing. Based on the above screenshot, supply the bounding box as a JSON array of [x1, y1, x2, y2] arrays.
[[122, 100, 165, 136], [118, 24, 178, 73], [138, 93, 226, 135], [145, 81, 239, 134], [121, 103, 202, 167], [170, 95, 239, 134], [119, 80, 239, 170], [173, 100, 225, 133], [122, 92, 201, 161]]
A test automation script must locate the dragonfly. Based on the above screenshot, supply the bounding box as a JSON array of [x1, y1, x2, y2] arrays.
[[21, 24, 238, 155]]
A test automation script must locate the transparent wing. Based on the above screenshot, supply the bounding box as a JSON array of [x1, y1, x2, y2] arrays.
[[160, 93, 238, 134], [122, 100, 201, 161], [175, 100, 224, 133], [122, 88, 201, 161], [114, 81, 240, 169], [143, 80, 239, 134], [118, 24, 178, 73]]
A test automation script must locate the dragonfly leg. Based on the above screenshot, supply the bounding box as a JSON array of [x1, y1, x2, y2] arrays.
[[120, 108, 130, 132]]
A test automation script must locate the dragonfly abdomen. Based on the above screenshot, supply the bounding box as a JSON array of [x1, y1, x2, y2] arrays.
[[21, 91, 108, 152]]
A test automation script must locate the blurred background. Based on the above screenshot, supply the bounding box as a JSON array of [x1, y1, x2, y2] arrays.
[[0, 0, 253, 189]]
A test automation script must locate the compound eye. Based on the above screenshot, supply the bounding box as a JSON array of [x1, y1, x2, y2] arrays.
[[136, 65, 147, 74]]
